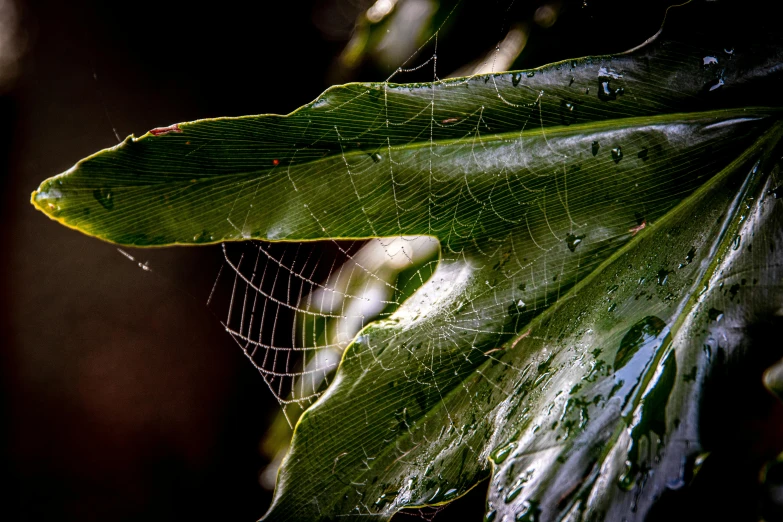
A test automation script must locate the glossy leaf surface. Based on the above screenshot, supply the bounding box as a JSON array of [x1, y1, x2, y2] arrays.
[[30, 2, 783, 521]]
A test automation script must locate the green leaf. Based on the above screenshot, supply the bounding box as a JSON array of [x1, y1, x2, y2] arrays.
[[30, 2, 783, 520]]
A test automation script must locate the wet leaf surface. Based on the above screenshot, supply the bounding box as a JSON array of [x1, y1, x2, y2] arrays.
[[30, 2, 783, 520]]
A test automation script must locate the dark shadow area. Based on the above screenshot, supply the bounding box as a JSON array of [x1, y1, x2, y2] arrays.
[[647, 315, 783, 522]]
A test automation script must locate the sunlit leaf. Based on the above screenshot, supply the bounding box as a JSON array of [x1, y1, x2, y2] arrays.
[[30, 1, 783, 520]]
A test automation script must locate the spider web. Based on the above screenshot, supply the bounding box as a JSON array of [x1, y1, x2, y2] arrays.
[[215, 235, 439, 413], [204, 0, 584, 427]]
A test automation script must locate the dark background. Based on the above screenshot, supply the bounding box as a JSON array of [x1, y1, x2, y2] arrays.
[[5, 1, 775, 521]]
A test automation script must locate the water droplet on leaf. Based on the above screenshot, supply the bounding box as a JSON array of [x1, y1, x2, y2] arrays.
[[490, 442, 516, 464], [708, 308, 724, 321], [705, 78, 724, 91], [597, 67, 624, 101], [515, 500, 541, 521], [443, 488, 458, 500], [614, 316, 667, 370], [565, 233, 584, 252], [618, 460, 637, 491], [93, 188, 114, 210], [504, 484, 523, 503]]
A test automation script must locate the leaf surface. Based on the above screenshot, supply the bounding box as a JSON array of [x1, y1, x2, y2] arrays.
[[30, 2, 783, 521]]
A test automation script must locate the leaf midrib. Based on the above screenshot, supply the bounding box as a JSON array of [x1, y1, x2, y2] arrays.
[[47, 108, 775, 193]]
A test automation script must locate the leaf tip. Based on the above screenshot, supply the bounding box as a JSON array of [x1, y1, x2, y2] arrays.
[[30, 176, 62, 218]]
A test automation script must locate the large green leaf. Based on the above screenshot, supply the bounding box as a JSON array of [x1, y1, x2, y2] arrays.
[[30, 1, 783, 520]]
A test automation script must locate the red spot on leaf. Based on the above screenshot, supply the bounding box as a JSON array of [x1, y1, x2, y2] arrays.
[[629, 220, 646, 236], [149, 124, 182, 136], [272, 159, 280, 166]]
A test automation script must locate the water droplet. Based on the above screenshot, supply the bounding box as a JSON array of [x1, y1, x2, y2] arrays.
[[369, 152, 383, 163], [484, 510, 497, 522], [504, 484, 523, 503], [515, 500, 541, 521], [692, 452, 709, 476], [512, 73, 522, 87], [705, 78, 724, 91], [526, 71, 535, 78], [193, 230, 212, 243], [443, 488, 458, 500], [614, 316, 667, 370], [565, 233, 584, 252], [312, 97, 328, 108], [93, 188, 114, 210], [608, 302, 617, 312], [508, 300, 527, 318], [657, 268, 670, 286], [724, 47, 734, 55], [618, 460, 637, 491], [611, 146, 623, 163], [597, 67, 624, 101], [490, 442, 516, 464], [707, 307, 723, 321], [732, 234, 741, 250], [703, 56, 718, 66], [769, 186, 781, 199], [637, 147, 649, 161], [591, 140, 600, 156], [685, 246, 696, 264], [559, 99, 577, 125]]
